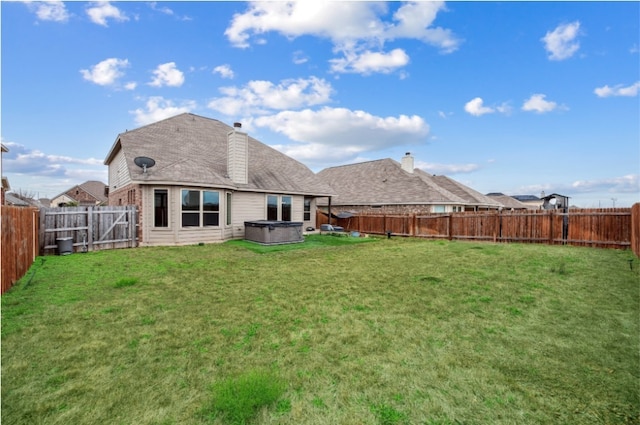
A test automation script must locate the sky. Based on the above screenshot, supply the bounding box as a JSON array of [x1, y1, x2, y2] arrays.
[[1, 1, 639, 207]]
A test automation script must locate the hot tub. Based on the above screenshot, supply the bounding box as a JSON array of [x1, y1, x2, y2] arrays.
[[244, 221, 304, 245]]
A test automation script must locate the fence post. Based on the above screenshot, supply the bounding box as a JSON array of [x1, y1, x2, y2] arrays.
[[549, 211, 554, 245], [447, 214, 453, 241], [38, 208, 46, 255], [32, 208, 38, 259], [87, 206, 94, 252], [411, 214, 416, 236]]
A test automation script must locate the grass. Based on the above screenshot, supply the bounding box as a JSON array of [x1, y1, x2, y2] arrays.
[[1, 235, 639, 424], [203, 369, 286, 424]]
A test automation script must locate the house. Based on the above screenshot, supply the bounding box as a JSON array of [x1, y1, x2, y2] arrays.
[[512, 194, 544, 209], [486, 193, 534, 210], [50, 180, 108, 207], [5, 192, 30, 207], [316, 153, 502, 214], [103, 113, 334, 246]]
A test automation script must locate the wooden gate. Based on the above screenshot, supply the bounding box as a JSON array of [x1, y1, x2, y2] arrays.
[[40, 206, 138, 254]]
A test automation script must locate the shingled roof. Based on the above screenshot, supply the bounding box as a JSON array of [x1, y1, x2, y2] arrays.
[[486, 193, 533, 210], [427, 174, 502, 208], [104, 113, 333, 196], [317, 158, 503, 209]]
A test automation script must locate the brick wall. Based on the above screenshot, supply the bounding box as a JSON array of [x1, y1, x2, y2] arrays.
[[108, 184, 143, 243], [65, 186, 103, 205]]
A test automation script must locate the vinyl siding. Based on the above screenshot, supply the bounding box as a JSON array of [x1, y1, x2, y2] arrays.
[[109, 148, 131, 191], [140, 186, 314, 246]]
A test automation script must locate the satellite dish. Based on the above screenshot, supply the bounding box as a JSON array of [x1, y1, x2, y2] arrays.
[[134, 156, 156, 173]]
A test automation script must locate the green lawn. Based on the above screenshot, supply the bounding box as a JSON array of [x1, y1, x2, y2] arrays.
[[2, 235, 639, 424]]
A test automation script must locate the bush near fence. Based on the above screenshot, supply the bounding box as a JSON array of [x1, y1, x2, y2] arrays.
[[1, 206, 40, 294], [318, 205, 639, 252]]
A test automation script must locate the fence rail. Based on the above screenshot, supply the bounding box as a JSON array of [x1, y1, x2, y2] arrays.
[[1, 206, 40, 294], [319, 206, 638, 251]]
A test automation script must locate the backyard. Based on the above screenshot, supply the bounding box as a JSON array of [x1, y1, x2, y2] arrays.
[[1, 235, 638, 424]]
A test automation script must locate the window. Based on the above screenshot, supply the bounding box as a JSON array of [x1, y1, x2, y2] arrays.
[[154, 189, 168, 227], [226, 193, 232, 226], [203, 191, 220, 226], [267, 195, 278, 221], [281, 196, 292, 221], [182, 189, 220, 227], [432, 205, 446, 213], [304, 197, 311, 221], [266, 194, 294, 221]]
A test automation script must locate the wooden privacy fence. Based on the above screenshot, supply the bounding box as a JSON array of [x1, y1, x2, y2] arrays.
[[633, 203, 640, 257], [1, 206, 40, 294], [40, 206, 138, 255], [319, 206, 638, 251]]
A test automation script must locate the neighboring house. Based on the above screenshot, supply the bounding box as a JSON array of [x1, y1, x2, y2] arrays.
[[512, 194, 544, 209], [5, 192, 30, 207], [316, 153, 502, 214], [103, 113, 334, 246], [486, 193, 534, 210], [50, 180, 108, 207]]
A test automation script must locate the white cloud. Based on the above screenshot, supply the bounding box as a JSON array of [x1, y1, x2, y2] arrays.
[[570, 175, 639, 194], [80, 58, 130, 86], [149, 1, 173, 16], [385, 1, 460, 53], [208, 76, 334, 116], [415, 160, 480, 175], [130, 96, 196, 126], [254, 107, 429, 154], [124, 81, 137, 91], [330, 48, 410, 74], [2, 142, 104, 183], [594, 81, 640, 98], [213, 64, 235, 79], [522, 94, 560, 113], [225, 1, 460, 75], [24, 1, 70, 22], [292, 50, 309, 65], [541, 21, 581, 61], [259, 107, 430, 166], [464, 97, 495, 116], [149, 62, 185, 87], [86, 1, 128, 27]]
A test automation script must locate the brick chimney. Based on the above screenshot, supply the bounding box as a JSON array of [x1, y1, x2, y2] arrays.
[[401, 152, 414, 173], [227, 122, 248, 184]]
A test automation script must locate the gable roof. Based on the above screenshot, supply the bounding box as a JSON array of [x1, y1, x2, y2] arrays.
[[486, 193, 533, 209], [5, 193, 31, 206], [426, 174, 502, 208], [316, 158, 500, 208], [104, 113, 333, 197], [77, 180, 108, 203], [51, 180, 108, 204], [512, 195, 541, 202]]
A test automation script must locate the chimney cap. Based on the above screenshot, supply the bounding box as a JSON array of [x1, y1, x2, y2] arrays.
[[405, 152, 411, 156], [233, 122, 242, 129]]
